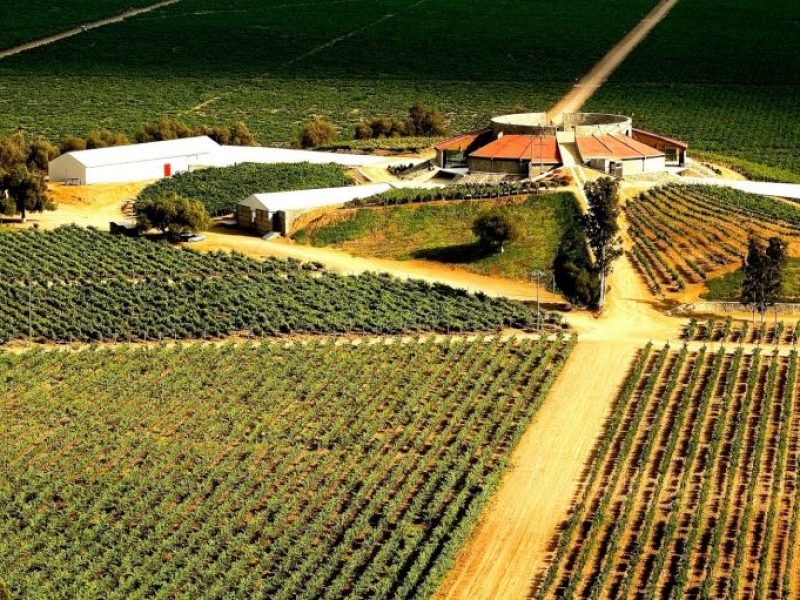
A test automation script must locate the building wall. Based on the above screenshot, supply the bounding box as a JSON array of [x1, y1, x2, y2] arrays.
[[468, 157, 528, 175], [48, 155, 86, 184], [50, 152, 214, 184]]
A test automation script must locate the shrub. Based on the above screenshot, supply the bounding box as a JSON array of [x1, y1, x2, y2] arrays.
[[85, 129, 129, 149], [472, 209, 519, 252], [299, 117, 337, 148], [136, 192, 211, 237]]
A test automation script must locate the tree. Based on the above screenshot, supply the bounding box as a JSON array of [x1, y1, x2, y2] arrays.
[[60, 135, 88, 153], [743, 236, 786, 320], [135, 193, 211, 238], [85, 129, 129, 149], [554, 227, 600, 307], [135, 117, 194, 143], [0, 577, 10, 600], [472, 209, 518, 253], [0, 166, 55, 222], [27, 137, 59, 171], [407, 103, 447, 136], [298, 118, 337, 148], [583, 177, 623, 307]]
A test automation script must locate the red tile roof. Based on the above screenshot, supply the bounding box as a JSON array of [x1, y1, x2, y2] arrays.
[[435, 129, 491, 152], [576, 134, 664, 161], [632, 128, 689, 150], [468, 135, 561, 164]]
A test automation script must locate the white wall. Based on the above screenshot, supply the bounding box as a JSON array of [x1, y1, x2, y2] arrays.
[[48, 154, 86, 184], [83, 155, 204, 184]]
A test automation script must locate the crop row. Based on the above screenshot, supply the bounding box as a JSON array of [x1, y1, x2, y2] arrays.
[[534, 345, 800, 599], [684, 317, 800, 346], [625, 185, 800, 293], [0, 335, 574, 598]]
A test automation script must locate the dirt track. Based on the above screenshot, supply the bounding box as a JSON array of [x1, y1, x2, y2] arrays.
[[547, 0, 679, 122], [0, 0, 180, 60]]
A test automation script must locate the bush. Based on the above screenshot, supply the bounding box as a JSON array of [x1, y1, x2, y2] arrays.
[[298, 117, 337, 148], [136, 192, 211, 237], [554, 227, 600, 308], [353, 103, 446, 140], [85, 129, 129, 149], [408, 103, 447, 136], [137, 118, 258, 146], [472, 209, 519, 252]]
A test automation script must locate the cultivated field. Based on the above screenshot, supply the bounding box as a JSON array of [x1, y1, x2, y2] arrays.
[[705, 257, 800, 304], [294, 193, 585, 281], [625, 185, 800, 294], [137, 162, 352, 216], [684, 317, 800, 346], [0, 227, 552, 344], [535, 344, 800, 599], [0, 0, 656, 143], [588, 0, 800, 181], [0, 336, 574, 598]]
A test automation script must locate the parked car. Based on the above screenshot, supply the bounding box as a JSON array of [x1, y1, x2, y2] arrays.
[[178, 233, 205, 243]]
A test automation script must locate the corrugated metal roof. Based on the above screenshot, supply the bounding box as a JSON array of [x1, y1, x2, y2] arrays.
[[205, 146, 394, 168], [434, 129, 491, 152], [62, 137, 221, 168], [576, 134, 664, 161], [632, 128, 689, 150], [468, 135, 561, 164], [241, 183, 392, 213]]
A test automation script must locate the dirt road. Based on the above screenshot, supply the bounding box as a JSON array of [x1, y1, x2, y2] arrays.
[[0, 0, 180, 60], [547, 0, 679, 122]]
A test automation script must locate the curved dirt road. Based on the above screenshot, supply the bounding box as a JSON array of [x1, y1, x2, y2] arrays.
[[547, 0, 679, 122], [0, 0, 180, 60]]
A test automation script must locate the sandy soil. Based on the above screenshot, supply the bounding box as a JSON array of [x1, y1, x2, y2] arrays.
[[547, 0, 680, 121], [0, 1, 180, 60]]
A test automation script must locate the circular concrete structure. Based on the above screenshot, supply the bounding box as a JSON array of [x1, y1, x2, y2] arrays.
[[491, 112, 632, 137]]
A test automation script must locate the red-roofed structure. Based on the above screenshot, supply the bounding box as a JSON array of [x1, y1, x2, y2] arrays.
[[631, 129, 688, 165], [468, 135, 561, 175], [576, 134, 666, 176], [434, 129, 493, 169]]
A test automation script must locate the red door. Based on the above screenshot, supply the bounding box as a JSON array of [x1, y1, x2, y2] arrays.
[[164, 163, 172, 177]]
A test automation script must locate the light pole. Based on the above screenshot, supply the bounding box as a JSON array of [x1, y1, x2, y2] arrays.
[[531, 269, 547, 331]]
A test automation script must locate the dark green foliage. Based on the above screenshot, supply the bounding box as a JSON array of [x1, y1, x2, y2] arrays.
[[554, 227, 600, 308], [0, 226, 549, 343], [0, 166, 54, 221], [135, 193, 211, 237], [354, 104, 446, 140], [472, 209, 518, 252], [742, 236, 787, 317], [137, 162, 352, 216], [136, 117, 257, 146], [0, 578, 9, 600], [583, 178, 622, 306]]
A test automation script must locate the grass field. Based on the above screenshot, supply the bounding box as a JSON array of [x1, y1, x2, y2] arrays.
[[0, 335, 574, 598], [535, 344, 800, 599], [137, 162, 352, 216], [0, 0, 655, 144], [0, 1, 160, 50], [588, 0, 800, 181], [294, 193, 583, 281], [625, 185, 800, 294], [703, 257, 800, 304]]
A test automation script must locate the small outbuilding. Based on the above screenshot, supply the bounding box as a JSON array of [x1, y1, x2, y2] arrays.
[[48, 137, 222, 185], [576, 134, 666, 177], [467, 135, 561, 176], [237, 183, 392, 236], [631, 129, 688, 166]]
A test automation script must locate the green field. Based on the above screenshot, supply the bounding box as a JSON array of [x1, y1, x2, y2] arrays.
[[0, 335, 574, 598], [0, 0, 655, 144], [0, 1, 160, 50], [294, 193, 584, 281], [137, 162, 352, 216], [588, 0, 800, 181], [703, 257, 800, 303], [0, 226, 552, 344]]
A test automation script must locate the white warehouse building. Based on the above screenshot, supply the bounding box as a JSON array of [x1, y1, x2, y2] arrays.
[[48, 137, 221, 185]]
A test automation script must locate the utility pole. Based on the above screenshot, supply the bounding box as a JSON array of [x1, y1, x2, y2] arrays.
[[532, 269, 546, 331]]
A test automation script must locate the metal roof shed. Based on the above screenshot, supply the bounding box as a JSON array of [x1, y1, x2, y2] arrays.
[[48, 137, 221, 185]]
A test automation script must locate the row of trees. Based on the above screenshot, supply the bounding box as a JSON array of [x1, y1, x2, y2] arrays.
[[298, 103, 447, 148]]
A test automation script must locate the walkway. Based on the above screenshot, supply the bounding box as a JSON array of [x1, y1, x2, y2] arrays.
[[680, 177, 800, 200], [0, 0, 180, 60]]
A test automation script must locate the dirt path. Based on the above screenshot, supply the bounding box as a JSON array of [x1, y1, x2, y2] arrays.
[[0, 1, 180, 60], [437, 253, 682, 599], [196, 231, 565, 304], [547, 0, 679, 122]]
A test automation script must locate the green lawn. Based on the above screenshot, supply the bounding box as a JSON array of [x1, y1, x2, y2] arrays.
[[294, 193, 583, 281], [588, 0, 800, 181], [703, 257, 800, 303], [0, 0, 655, 144]]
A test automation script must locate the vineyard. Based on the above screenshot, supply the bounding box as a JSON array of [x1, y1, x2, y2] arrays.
[[588, 0, 800, 180], [704, 257, 800, 304], [0, 335, 574, 598], [683, 317, 800, 346], [0, 226, 557, 344], [0, 0, 654, 144], [535, 344, 800, 599], [137, 162, 352, 216], [0, 0, 158, 50], [625, 185, 800, 293]]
